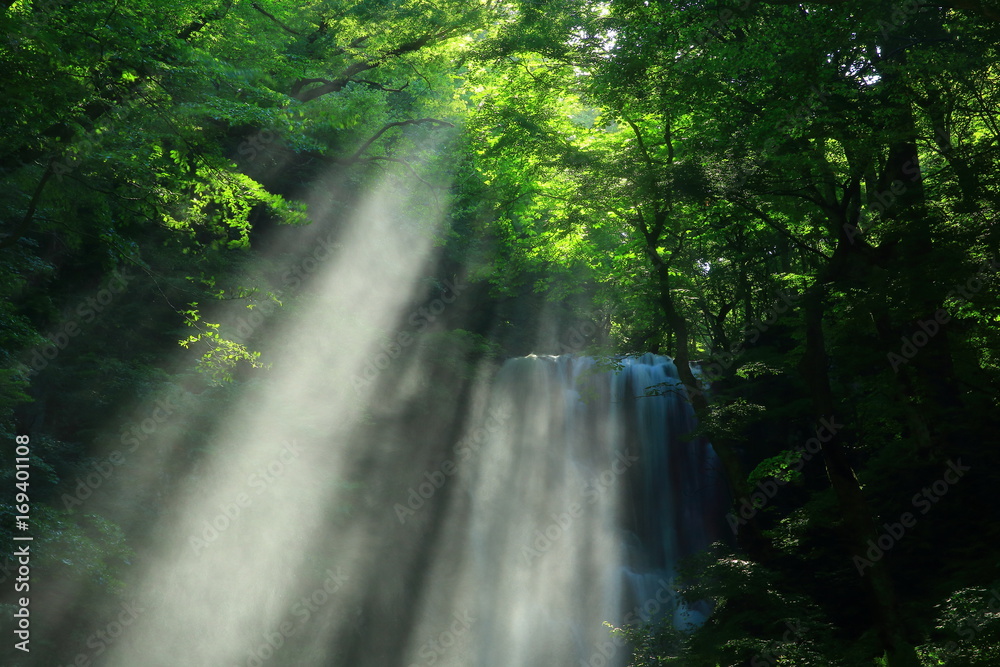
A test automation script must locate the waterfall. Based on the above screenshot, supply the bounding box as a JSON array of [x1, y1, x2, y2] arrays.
[[427, 353, 726, 667], [83, 349, 726, 667]]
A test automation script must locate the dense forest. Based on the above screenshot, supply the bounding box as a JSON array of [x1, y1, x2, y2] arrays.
[[2, 1, 1000, 665]]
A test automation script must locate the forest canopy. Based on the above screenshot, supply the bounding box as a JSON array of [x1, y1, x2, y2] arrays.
[[2, 1, 1000, 665]]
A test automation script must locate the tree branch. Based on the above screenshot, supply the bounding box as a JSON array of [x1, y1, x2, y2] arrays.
[[407, 63, 434, 89], [290, 78, 334, 98], [346, 118, 454, 162], [177, 0, 234, 41], [353, 79, 409, 93], [0, 159, 55, 250], [734, 200, 833, 262], [291, 30, 455, 103], [250, 2, 302, 36], [291, 62, 373, 102], [624, 118, 669, 241]]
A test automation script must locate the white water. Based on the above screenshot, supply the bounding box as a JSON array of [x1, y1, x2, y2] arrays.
[[415, 353, 725, 667]]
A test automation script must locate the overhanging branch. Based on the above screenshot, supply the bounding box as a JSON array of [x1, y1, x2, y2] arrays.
[[353, 79, 409, 93], [347, 118, 454, 162], [0, 159, 55, 250], [177, 0, 234, 41], [250, 2, 302, 36], [291, 29, 456, 103]]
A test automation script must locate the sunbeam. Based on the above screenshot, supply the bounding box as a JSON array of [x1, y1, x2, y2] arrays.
[[8, 3, 1000, 667], [98, 170, 447, 666]]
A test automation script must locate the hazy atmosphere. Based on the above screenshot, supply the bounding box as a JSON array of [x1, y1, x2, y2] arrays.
[[2, 1, 1000, 666]]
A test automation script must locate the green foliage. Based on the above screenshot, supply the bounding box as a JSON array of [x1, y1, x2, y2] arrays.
[[748, 450, 804, 487], [1, 7, 495, 663], [692, 398, 767, 445], [31, 507, 135, 595], [468, 2, 1000, 666], [615, 546, 862, 667], [920, 584, 1000, 666], [607, 619, 685, 666], [4, 1, 1000, 665], [178, 305, 265, 384]]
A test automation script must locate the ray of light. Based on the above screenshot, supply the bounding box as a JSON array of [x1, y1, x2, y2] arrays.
[[35, 144, 723, 667], [98, 171, 449, 667]]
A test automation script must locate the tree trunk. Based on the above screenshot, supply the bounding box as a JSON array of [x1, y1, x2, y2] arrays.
[[799, 288, 920, 667], [646, 243, 773, 562]]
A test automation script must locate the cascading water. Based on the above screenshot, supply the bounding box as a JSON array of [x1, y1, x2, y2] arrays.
[[610, 354, 725, 630], [428, 353, 727, 667], [91, 348, 725, 667]]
